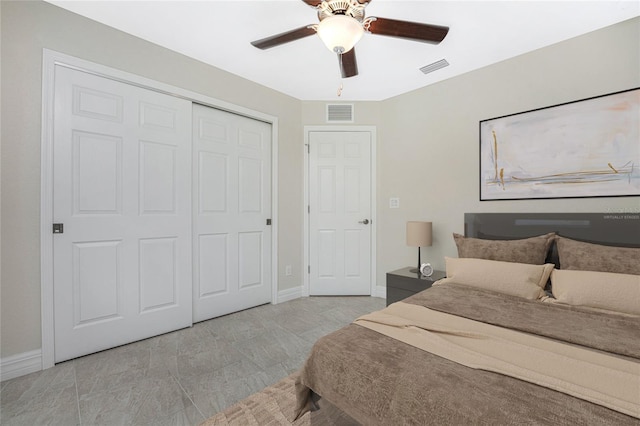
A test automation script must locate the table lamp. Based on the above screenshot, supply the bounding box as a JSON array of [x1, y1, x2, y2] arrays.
[[406, 221, 432, 273]]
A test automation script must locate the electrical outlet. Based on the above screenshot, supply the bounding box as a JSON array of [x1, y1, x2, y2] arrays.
[[389, 197, 400, 208], [285, 265, 292, 276]]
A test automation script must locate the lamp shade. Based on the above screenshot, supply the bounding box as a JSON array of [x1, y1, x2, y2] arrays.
[[406, 221, 432, 247], [316, 15, 364, 53]]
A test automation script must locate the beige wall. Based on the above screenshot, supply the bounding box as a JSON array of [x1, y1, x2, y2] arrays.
[[0, 0, 304, 358], [374, 17, 640, 288]]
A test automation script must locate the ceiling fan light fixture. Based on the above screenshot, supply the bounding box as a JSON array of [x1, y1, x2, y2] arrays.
[[316, 15, 364, 54]]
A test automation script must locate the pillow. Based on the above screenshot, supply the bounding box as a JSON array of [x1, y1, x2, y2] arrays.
[[551, 269, 640, 316], [453, 233, 555, 265], [437, 257, 554, 300], [556, 237, 640, 275]]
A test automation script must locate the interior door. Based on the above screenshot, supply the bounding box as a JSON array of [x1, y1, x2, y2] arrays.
[[192, 103, 272, 322], [52, 66, 193, 362], [309, 130, 372, 295]]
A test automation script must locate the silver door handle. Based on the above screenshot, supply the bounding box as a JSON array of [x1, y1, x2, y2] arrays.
[[358, 219, 370, 225]]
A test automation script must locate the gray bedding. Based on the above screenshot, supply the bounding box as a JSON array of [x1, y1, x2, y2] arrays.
[[295, 284, 640, 425]]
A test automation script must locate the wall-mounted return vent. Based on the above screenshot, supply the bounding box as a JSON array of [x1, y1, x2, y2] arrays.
[[420, 59, 449, 75], [326, 104, 354, 123]]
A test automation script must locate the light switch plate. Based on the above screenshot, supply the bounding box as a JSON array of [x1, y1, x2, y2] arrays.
[[389, 197, 400, 209]]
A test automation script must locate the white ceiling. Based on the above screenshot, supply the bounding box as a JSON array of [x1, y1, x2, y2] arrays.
[[47, 1, 639, 101]]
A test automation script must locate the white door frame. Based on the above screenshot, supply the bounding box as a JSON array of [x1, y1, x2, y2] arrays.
[[41, 49, 279, 369], [303, 125, 378, 297]]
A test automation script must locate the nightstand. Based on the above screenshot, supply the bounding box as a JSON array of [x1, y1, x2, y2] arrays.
[[386, 267, 446, 306]]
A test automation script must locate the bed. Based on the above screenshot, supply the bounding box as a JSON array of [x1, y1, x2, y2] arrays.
[[294, 213, 640, 425]]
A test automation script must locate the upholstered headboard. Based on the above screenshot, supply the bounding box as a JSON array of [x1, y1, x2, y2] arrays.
[[464, 212, 640, 267]]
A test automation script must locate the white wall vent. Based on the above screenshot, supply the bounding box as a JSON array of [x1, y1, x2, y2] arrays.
[[326, 104, 354, 123], [420, 59, 449, 75]]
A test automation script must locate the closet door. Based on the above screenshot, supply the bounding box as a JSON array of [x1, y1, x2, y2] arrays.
[[192, 104, 272, 322], [52, 66, 192, 362]]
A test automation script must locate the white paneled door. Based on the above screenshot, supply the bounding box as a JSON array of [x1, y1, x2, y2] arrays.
[[192, 104, 272, 322], [309, 131, 372, 295], [52, 66, 193, 362]]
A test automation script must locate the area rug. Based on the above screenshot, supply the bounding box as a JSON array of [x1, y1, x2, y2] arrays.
[[200, 373, 358, 426]]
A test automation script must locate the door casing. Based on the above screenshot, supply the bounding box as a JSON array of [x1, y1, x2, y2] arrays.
[[41, 49, 279, 369], [303, 125, 379, 297]]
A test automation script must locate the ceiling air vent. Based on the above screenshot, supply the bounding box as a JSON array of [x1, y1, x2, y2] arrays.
[[326, 104, 354, 123], [420, 59, 449, 75]]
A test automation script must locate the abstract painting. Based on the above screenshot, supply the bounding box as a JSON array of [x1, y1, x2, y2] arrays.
[[479, 88, 640, 200]]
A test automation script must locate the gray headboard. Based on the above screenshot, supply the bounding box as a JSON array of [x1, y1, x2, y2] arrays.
[[464, 212, 640, 267]]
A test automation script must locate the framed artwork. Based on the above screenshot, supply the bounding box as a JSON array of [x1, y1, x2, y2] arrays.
[[479, 88, 640, 201]]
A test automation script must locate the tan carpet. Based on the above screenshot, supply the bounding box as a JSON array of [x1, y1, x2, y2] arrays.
[[200, 373, 358, 426]]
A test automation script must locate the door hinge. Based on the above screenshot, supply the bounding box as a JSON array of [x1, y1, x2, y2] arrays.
[[308, 265, 310, 274], [53, 223, 64, 234], [266, 218, 272, 225], [307, 205, 310, 214], [307, 144, 310, 154]]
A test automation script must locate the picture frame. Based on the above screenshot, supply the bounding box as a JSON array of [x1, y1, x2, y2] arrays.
[[479, 88, 640, 201]]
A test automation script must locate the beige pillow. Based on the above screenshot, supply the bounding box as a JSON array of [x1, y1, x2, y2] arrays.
[[437, 257, 554, 300], [556, 237, 640, 275], [551, 269, 640, 316], [453, 233, 555, 265]]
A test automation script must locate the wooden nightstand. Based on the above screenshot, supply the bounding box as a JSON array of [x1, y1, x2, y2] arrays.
[[386, 267, 446, 306]]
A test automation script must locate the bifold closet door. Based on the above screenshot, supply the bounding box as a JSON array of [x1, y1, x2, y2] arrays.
[[52, 66, 193, 362], [192, 104, 272, 322]]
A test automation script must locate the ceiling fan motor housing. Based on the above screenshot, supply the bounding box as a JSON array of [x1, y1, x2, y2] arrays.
[[317, 0, 366, 22]]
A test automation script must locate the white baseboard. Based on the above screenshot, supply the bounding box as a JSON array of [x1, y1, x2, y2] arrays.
[[277, 285, 385, 304], [373, 286, 387, 299], [277, 286, 303, 304], [1, 349, 42, 382]]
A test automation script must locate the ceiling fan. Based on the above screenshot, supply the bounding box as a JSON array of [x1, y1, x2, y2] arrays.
[[250, 0, 449, 79]]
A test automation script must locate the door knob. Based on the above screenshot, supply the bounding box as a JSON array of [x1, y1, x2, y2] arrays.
[[359, 219, 370, 225]]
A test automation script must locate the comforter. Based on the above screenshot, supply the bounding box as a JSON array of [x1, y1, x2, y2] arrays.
[[295, 284, 640, 425]]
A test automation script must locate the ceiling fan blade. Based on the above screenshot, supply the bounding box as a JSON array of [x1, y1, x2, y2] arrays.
[[251, 25, 317, 50], [339, 48, 358, 78], [367, 17, 449, 44]]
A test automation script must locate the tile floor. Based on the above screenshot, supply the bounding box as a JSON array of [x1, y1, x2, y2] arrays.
[[0, 296, 385, 425]]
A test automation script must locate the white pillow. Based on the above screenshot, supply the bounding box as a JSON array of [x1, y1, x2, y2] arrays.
[[437, 257, 553, 300], [551, 269, 640, 316]]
